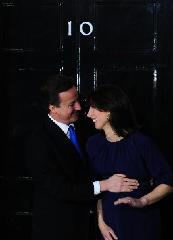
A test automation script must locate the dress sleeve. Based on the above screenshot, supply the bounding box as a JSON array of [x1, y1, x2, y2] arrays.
[[142, 136, 173, 186]]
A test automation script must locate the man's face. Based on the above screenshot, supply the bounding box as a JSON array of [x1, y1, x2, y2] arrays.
[[49, 86, 81, 124]]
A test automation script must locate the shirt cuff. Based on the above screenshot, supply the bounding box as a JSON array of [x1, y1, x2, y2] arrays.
[[93, 181, 101, 195]]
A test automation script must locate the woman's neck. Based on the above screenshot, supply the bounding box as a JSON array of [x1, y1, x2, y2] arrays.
[[104, 127, 123, 142]]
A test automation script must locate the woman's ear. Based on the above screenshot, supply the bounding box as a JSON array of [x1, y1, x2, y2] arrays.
[[106, 112, 110, 120]]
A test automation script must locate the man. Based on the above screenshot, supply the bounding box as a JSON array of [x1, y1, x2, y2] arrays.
[[26, 74, 138, 240]]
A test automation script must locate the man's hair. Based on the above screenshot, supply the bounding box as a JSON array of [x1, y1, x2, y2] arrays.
[[42, 74, 76, 107]]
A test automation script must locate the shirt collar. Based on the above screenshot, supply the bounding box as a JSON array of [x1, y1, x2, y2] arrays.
[[48, 114, 72, 135]]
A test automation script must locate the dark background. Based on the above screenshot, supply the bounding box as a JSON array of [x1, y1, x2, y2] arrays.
[[0, 0, 173, 239]]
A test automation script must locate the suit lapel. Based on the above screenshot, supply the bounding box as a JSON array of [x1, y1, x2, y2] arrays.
[[43, 117, 85, 169]]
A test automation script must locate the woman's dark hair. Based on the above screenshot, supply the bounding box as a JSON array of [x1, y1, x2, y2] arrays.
[[89, 84, 139, 137]]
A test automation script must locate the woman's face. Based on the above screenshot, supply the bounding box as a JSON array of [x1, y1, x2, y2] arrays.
[[87, 106, 110, 130]]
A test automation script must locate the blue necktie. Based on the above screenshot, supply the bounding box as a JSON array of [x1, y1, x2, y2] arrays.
[[68, 125, 82, 158]]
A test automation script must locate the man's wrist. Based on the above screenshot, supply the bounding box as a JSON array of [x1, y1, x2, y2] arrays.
[[99, 179, 109, 192]]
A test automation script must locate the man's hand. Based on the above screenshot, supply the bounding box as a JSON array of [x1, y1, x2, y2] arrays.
[[100, 174, 139, 193]]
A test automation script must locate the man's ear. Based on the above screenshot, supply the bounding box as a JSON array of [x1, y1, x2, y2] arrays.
[[49, 104, 58, 113]]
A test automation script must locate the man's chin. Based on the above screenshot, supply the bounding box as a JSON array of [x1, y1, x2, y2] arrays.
[[70, 115, 79, 122]]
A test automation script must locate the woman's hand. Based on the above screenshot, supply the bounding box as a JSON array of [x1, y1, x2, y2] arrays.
[[98, 220, 118, 240], [114, 196, 148, 208], [114, 184, 173, 208]]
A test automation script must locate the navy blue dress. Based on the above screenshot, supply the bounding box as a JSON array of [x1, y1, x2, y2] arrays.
[[86, 131, 173, 240]]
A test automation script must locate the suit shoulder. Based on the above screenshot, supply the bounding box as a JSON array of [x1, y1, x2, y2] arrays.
[[26, 122, 48, 146]]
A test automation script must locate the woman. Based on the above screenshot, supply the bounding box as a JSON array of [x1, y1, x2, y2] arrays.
[[86, 84, 173, 240]]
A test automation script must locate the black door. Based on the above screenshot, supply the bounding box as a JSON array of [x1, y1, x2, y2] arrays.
[[0, 0, 173, 239]]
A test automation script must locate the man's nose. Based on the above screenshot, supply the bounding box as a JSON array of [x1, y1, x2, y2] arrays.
[[75, 101, 81, 110]]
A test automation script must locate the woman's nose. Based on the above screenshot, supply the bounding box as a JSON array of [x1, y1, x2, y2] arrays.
[[87, 107, 92, 118], [87, 108, 91, 118]]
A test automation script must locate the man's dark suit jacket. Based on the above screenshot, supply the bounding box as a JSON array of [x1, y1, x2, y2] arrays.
[[26, 116, 96, 240]]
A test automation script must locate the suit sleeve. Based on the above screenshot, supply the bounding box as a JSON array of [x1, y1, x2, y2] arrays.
[[26, 131, 95, 204]]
